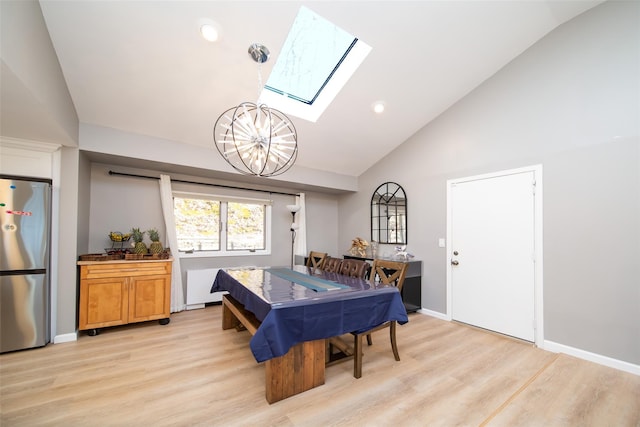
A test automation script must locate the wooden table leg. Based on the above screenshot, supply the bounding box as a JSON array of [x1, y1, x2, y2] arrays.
[[265, 339, 326, 404], [221, 295, 326, 403]]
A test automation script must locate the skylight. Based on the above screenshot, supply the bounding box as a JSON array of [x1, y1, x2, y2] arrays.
[[259, 6, 371, 123]]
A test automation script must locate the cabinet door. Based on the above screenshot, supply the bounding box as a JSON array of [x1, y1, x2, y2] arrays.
[[128, 274, 171, 323], [79, 277, 128, 329]]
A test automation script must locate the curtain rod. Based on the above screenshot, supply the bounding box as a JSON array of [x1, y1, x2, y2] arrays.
[[108, 170, 298, 197]]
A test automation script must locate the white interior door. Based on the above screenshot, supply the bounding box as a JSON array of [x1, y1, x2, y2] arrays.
[[450, 170, 536, 341]]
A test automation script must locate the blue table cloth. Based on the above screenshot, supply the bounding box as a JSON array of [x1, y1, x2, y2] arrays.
[[211, 266, 409, 362]]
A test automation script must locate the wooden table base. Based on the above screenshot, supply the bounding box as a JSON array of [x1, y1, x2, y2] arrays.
[[222, 295, 326, 404]]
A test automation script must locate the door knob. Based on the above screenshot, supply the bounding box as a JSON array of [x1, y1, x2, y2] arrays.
[[451, 260, 459, 266]]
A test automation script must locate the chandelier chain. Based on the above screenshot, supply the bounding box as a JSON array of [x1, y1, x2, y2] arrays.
[[257, 62, 263, 104]]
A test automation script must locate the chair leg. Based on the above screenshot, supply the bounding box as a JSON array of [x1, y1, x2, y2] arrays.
[[390, 321, 400, 361], [354, 334, 363, 379], [366, 333, 373, 346]]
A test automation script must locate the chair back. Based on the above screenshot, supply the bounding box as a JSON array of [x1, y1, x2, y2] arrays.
[[321, 256, 343, 273], [338, 258, 371, 279], [370, 259, 408, 291], [306, 251, 328, 269]]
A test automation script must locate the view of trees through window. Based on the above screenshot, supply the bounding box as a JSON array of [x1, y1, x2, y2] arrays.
[[173, 196, 266, 252], [227, 202, 265, 250], [174, 197, 220, 251]]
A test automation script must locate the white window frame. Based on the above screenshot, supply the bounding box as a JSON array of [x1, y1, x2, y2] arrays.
[[173, 191, 272, 259]]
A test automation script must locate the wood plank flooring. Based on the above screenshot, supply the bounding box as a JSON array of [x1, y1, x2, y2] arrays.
[[1, 306, 638, 426]]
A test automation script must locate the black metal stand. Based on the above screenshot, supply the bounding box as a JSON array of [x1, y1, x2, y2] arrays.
[[290, 228, 296, 269], [290, 209, 297, 269]]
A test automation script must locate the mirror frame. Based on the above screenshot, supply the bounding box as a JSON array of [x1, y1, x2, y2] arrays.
[[371, 182, 407, 244]]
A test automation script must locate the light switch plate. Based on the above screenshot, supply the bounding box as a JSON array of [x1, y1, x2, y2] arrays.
[[438, 238, 445, 248]]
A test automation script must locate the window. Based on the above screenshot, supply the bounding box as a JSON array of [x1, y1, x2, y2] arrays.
[[264, 6, 357, 105], [259, 6, 371, 123], [173, 193, 271, 257], [174, 197, 220, 251], [226, 202, 265, 250]]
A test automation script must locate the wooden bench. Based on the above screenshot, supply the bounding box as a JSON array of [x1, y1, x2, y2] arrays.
[[221, 295, 326, 404], [222, 294, 261, 334]]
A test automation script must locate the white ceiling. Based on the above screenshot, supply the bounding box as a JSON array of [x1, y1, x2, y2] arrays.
[[38, 0, 602, 177]]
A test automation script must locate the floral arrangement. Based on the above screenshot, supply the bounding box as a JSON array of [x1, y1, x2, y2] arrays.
[[349, 237, 369, 257]]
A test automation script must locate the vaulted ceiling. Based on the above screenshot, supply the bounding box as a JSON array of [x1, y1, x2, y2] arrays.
[[17, 1, 604, 177]]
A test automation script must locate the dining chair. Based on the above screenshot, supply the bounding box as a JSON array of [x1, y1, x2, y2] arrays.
[[321, 256, 343, 273], [351, 259, 408, 378], [337, 258, 371, 279], [306, 251, 327, 270], [325, 257, 369, 363]]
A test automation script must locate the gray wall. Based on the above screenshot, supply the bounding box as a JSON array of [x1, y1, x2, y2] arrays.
[[87, 163, 340, 297], [340, 1, 639, 365], [56, 147, 81, 336], [0, 0, 78, 146], [76, 151, 91, 257], [79, 123, 359, 194]]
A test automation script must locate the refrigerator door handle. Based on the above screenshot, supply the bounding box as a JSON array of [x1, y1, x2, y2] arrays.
[[1, 269, 47, 276]]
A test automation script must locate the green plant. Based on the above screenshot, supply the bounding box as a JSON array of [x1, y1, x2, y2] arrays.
[[130, 227, 148, 254], [147, 228, 163, 255], [147, 228, 160, 242]]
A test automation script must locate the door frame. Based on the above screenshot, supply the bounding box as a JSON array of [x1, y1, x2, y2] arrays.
[[446, 165, 544, 347]]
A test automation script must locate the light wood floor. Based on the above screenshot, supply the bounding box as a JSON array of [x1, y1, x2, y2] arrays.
[[1, 306, 639, 426]]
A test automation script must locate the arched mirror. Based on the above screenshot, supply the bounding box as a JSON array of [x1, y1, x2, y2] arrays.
[[371, 182, 407, 244]]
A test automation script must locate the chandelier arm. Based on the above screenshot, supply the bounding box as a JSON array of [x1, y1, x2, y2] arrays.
[[225, 115, 252, 173], [270, 133, 296, 142]]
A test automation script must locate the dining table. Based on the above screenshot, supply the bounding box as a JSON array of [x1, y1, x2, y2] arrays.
[[211, 265, 408, 403]]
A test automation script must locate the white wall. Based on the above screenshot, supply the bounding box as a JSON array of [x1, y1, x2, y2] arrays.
[[341, 1, 639, 366]]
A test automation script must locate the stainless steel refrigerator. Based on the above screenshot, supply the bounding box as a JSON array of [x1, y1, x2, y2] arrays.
[[0, 175, 51, 353]]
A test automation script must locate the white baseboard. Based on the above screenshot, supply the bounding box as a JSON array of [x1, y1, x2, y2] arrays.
[[417, 308, 449, 321], [543, 340, 639, 376], [411, 310, 639, 376], [53, 332, 77, 344]]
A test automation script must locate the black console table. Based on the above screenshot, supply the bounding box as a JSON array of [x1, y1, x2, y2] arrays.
[[343, 255, 421, 313]]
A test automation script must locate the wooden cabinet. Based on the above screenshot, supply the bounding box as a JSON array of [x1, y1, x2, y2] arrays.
[[78, 259, 172, 335]]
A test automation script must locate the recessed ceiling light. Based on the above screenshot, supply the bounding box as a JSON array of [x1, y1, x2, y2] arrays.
[[198, 18, 221, 42], [373, 102, 385, 114], [200, 24, 219, 42]]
